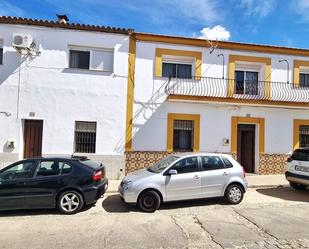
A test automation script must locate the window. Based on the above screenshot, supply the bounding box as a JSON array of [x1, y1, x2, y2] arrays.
[[69, 50, 90, 69], [0, 40, 3, 65], [68, 46, 113, 71], [299, 73, 309, 87], [173, 120, 194, 152], [171, 157, 199, 174], [60, 162, 72, 174], [201, 156, 225, 171], [75, 121, 97, 153], [299, 125, 309, 148], [0, 161, 37, 180], [291, 149, 309, 161], [221, 157, 233, 168], [36, 161, 61, 177], [162, 62, 192, 78], [235, 70, 258, 95]]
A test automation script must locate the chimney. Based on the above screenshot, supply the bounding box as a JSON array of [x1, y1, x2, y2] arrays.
[[56, 14, 69, 24]]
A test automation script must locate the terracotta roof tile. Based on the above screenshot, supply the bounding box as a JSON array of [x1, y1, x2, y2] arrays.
[[0, 16, 133, 35]]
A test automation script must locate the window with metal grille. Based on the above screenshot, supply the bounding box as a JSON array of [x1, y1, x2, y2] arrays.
[[299, 73, 309, 87], [173, 120, 194, 151], [300, 125, 309, 148], [74, 121, 96, 153]]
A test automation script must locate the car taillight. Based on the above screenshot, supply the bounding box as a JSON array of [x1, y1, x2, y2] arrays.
[[92, 171, 102, 181], [243, 167, 246, 178]]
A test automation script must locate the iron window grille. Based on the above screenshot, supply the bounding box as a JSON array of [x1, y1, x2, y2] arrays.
[[173, 120, 194, 152], [74, 121, 96, 153], [300, 125, 309, 148]]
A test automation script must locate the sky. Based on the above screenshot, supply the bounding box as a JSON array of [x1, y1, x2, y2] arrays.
[[1, 0, 309, 49]]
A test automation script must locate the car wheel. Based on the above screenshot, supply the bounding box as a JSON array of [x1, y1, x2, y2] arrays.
[[289, 182, 307, 191], [57, 190, 84, 214], [225, 184, 244, 204], [138, 190, 161, 212]]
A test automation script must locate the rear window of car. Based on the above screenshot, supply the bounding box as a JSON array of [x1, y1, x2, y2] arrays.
[[80, 159, 102, 169], [291, 149, 309, 161], [221, 157, 233, 168]]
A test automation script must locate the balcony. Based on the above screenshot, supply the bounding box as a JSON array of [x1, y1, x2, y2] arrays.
[[165, 77, 309, 105]]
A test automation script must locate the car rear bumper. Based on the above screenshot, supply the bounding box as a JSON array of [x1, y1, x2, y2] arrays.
[[83, 178, 109, 205], [285, 171, 309, 186]]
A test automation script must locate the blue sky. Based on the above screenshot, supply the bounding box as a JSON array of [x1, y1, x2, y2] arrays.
[[1, 0, 309, 48]]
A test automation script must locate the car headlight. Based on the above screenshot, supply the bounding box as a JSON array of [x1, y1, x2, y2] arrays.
[[122, 180, 132, 191]]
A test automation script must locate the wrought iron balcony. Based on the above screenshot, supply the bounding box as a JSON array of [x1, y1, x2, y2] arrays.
[[165, 77, 309, 104]]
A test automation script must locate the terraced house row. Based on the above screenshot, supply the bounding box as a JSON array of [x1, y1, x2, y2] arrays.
[[0, 16, 309, 179]]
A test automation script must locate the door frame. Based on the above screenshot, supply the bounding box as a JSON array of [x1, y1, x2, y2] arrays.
[[231, 116, 265, 173]]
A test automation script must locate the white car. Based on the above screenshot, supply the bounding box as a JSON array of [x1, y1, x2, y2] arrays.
[[119, 153, 247, 212], [286, 148, 309, 190]]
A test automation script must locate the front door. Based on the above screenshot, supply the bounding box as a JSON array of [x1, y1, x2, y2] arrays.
[[164, 156, 202, 201], [24, 120, 43, 158], [237, 124, 255, 173]]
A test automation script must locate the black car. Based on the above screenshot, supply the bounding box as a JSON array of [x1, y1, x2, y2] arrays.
[[0, 156, 108, 214]]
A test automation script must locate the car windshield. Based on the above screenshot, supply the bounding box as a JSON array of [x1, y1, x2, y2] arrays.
[[291, 149, 309, 161], [147, 156, 179, 173]]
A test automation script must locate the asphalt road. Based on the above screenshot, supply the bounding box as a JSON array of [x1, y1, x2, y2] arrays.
[[0, 187, 308, 249]]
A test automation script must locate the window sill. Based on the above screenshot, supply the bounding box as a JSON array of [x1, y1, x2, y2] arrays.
[[63, 68, 114, 75]]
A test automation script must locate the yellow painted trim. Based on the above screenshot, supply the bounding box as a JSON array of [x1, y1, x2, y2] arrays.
[[167, 113, 200, 152], [293, 60, 309, 87], [168, 95, 309, 108], [228, 55, 272, 98], [155, 48, 202, 77], [135, 32, 309, 57], [293, 119, 309, 150], [231, 116, 265, 154], [125, 34, 136, 151]]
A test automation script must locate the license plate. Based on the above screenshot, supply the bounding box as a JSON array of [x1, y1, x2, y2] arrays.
[[295, 165, 309, 172]]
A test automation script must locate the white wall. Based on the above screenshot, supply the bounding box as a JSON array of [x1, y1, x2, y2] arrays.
[[0, 24, 129, 157], [132, 40, 309, 154]]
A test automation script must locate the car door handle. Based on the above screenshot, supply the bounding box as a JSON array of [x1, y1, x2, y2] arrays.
[[223, 172, 229, 176], [193, 175, 200, 179]]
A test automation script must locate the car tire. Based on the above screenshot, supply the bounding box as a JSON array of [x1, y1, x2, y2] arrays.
[[225, 184, 244, 204], [137, 190, 161, 212], [289, 182, 307, 191], [57, 190, 84, 214]]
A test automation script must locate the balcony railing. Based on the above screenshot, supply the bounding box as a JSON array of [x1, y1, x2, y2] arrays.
[[165, 77, 309, 103]]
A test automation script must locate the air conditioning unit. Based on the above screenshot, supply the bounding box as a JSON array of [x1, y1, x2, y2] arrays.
[[12, 34, 34, 50]]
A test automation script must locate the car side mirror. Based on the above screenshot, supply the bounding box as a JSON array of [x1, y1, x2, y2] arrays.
[[168, 169, 178, 175]]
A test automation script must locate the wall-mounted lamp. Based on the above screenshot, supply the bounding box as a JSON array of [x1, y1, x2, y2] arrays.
[[217, 54, 225, 79], [278, 59, 289, 83], [0, 111, 12, 117]]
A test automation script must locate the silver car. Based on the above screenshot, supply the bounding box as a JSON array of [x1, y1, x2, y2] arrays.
[[119, 153, 247, 212]]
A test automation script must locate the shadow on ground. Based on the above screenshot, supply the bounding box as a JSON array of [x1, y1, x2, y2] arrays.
[[0, 204, 94, 217], [256, 186, 309, 202], [102, 194, 227, 213]]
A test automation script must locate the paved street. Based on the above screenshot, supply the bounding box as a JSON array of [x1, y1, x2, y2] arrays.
[[0, 187, 308, 249]]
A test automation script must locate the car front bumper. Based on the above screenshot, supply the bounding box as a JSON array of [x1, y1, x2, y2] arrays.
[[83, 178, 109, 205], [285, 171, 309, 186], [118, 184, 138, 204]]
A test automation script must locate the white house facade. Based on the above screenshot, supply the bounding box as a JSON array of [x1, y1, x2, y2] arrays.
[[125, 33, 309, 175], [0, 17, 131, 179], [1, 16, 309, 178]]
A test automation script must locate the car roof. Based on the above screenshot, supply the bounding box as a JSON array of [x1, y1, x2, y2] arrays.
[[171, 152, 232, 158]]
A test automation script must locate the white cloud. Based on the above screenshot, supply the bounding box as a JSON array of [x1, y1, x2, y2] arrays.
[[292, 0, 309, 21], [198, 25, 231, 41], [239, 0, 276, 18], [0, 1, 24, 16]]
